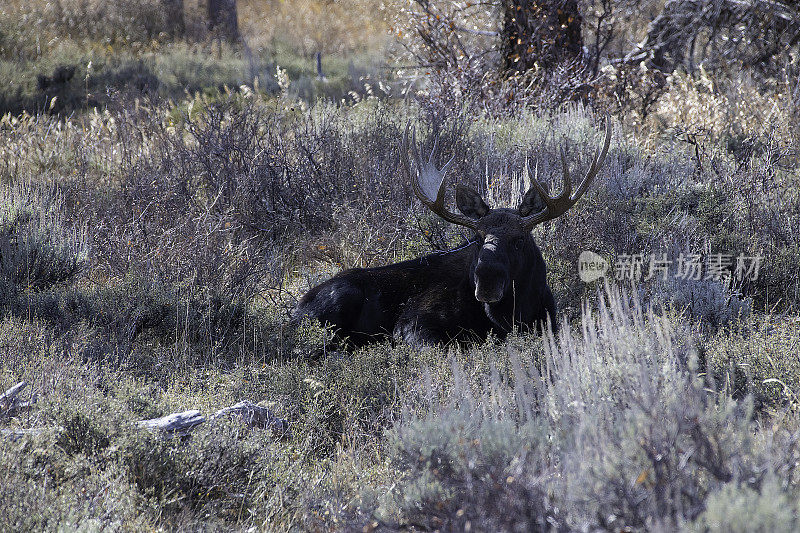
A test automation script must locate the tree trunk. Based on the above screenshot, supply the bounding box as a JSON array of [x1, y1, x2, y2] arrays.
[[162, 0, 185, 37], [207, 0, 239, 42], [501, 0, 584, 74]]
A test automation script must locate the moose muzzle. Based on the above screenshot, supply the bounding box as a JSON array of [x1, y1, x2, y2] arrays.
[[473, 241, 508, 303]]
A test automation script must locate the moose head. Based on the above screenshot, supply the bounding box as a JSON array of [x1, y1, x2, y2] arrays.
[[401, 121, 611, 306]]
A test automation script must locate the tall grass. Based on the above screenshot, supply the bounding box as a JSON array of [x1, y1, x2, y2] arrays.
[[0, 180, 88, 294], [381, 286, 800, 531]]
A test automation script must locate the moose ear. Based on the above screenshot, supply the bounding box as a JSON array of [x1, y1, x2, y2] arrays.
[[518, 186, 548, 217], [455, 186, 490, 220]]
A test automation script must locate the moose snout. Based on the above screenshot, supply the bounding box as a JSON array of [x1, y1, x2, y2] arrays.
[[474, 262, 507, 303], [475, 285, 504, 303]]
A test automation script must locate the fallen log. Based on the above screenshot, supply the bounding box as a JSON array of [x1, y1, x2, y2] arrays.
[[0, 381, 34, 418], [137, 410, 206, 437], [2, 390, 291, 440], [0, 381, 27, 409], [210, 401, 290, 435], [0, 426, 61, 441], [137, 402, 290, 438]]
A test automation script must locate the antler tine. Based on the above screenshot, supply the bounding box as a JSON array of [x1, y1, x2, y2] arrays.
[[409, 126, 424, 183], [521, 117, 612, 230], [429, 131, 439, 165], [526, 162, 551, 201], [401, 122, 477, 230], [409, 125, 445, 209], [400, 123, 416, 187], [572, 118, 612, 201], [559, 147, 572, 199]]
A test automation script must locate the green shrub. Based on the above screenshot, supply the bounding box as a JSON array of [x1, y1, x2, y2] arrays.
[[688, 476, 798, 533], [0, 180, 88, 292], [56, 411, 112, 457], [0, 431, 148, 531], [704, 315, 800, 409]]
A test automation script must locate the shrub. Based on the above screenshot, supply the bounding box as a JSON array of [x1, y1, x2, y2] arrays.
[[0, 180, 88, 293], [645, 275, 752, 329], [56, 411, 113, 457], [2, 0, 182, 51], [379, 287, 800, 530], [3, 93, 800, 531], [704, 315, 800, 409], [688, 476, 799, 533], [0, 430, 147, 531]]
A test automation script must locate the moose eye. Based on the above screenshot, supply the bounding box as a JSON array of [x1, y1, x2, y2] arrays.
[[514, 237, 524, 250]]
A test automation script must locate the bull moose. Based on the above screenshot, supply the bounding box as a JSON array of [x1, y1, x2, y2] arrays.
[[294, 121, 612, 347]]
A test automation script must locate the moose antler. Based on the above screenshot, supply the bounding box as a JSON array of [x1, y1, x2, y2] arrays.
[[401, 123, 478, 230], [521, 118, 612, 230]]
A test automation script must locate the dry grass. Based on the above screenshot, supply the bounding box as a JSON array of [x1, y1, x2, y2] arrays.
[[1, 2, 800, 530], [239, 0, 391, 56]]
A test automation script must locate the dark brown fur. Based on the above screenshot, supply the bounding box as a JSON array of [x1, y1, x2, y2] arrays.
[[294, 204, 556, 347], [294, 120, 610, 348]]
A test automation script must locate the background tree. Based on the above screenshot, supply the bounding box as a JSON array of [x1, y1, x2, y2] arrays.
[[624, 0, 800, 77], [397, 0, 800, 113], [207, 0, 239, 42], [161, 0, 185, 37], [501, 0, 584, 74]]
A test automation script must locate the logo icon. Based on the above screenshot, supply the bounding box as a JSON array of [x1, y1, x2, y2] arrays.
[[578, 251, 609, 283]]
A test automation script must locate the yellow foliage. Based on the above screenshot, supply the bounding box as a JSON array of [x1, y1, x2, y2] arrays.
[[1, 0, 395, 57], [238, 0, 393, 55], [652, 67, 794, 141]]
